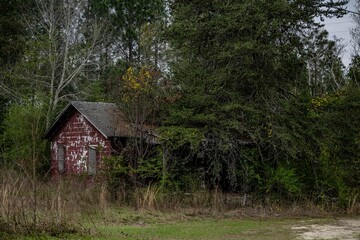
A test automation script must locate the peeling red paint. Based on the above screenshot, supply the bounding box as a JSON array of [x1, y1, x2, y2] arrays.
[[50, 111, 111, 178]]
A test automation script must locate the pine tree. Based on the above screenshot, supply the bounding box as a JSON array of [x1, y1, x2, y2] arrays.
[[165, 0, 348, 194]]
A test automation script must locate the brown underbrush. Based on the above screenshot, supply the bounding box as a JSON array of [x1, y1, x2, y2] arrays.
[[0, 170, 100, 238], [0, 171, 359, 238]]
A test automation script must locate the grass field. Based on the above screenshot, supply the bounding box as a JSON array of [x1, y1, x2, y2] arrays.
[[2, 173, 358, 240], [10, 209, 341, 240], [93, 218, 301, 240]]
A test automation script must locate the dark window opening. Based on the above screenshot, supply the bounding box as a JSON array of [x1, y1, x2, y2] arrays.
[[88, 147, 97, 175], [58, 145, 65, 173]]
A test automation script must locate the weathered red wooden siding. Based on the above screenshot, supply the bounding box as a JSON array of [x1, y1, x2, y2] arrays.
[[51, 111, 112, 177]]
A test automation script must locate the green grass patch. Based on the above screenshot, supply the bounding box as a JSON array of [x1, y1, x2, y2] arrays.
[[11, 209, 337, 240], [92, 218, 313, 240]]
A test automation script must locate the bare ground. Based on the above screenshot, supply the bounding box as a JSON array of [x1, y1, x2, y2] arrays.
[[292, 218, 360, 240]]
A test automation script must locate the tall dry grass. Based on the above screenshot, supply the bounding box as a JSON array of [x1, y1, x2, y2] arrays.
[[124, 184, 360, 217], [1, 169, 359, 238], [0, 170, 106, 236], [133, 185, 160, 210]]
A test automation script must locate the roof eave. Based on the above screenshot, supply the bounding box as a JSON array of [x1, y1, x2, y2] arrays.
[[43, 102, 73, 140], [75, 109, 110, 140]]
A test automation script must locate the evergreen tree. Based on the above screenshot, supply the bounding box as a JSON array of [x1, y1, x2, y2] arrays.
[[90, 0, 165, 64], [0, 0, 28, 67], [165, 0, 348, 195], [87, 0, 168, 102], [0, 0, 31, 158]]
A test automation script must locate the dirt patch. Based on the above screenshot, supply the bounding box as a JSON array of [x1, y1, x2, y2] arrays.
[[292, 218, 360, 240]]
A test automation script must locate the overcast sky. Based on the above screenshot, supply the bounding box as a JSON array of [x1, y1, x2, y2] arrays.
[[323, 0, 357, 67]]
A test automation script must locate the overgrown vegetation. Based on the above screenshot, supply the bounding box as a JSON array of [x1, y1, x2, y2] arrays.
[[0, 171, 89, 238], [0, 0, 360, 237]]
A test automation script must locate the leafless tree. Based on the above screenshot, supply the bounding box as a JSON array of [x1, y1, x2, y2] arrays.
[[351, 0, 360, 55], [304, 27, 346, 96], [0, 0, 110, 127]]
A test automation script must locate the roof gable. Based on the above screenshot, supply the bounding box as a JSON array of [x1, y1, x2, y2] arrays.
[[44, 101, 133, 140]]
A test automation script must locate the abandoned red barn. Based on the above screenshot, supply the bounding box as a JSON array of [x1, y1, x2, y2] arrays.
[[44, 101, 147, 178]]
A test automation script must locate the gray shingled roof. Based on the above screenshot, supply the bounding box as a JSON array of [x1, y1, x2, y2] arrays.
[[44, 101, 135, 139], [71, 101, 123, 138], [44, 101, 158, 141]]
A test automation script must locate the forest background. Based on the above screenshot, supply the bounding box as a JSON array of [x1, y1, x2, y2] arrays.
[[1, 1, 360, 233]]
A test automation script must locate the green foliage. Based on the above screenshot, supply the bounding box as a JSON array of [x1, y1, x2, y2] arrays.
[[0, 97, 8, 135], [103, 150, 165, 201], [317, 88, 360, 202], [348, 55, 360, 85], [158, 126, 204, 150], [0, 103, 47, 175], [98, 61, 131, 102], [164, 0, 357, 205], [136, 155, 163, 181], [91, 0, 165, 63], [155, 126, 204, 191], [0, 0, 30, 66], [0, 0, 358, 209], [102, 155, 131, 200], [264, 166, 302, 198], [103, 155, 131, 177]]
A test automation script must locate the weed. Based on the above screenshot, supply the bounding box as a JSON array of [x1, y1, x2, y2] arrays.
[[0, 170, 103, 236]]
